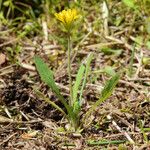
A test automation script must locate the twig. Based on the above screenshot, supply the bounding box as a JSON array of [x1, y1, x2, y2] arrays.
[[42, 21, 48, 41], [107, 114, 135, 144], [0, 115, 42, 124], [20, 63, 35, 71], [102, 0, 109, 36], [128, 78, 150, 81], [0, 132, 17, 146], [115, 114, 140, 132], [119, 79, 143, 93], [0, 65, 14, 76], [0, 38, 19, 48], [134, 50, 143, 79]]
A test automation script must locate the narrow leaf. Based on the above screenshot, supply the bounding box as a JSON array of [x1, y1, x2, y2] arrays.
[[73, 53, 93, 117], [73, 64, 85, 105], [84, 74, 120, 123], [79, 53, 93, 103], [128, 45, 135, 77], [101, 74, 120, 99], [34, 56, 72, 116], [87, 140, 126, 146]]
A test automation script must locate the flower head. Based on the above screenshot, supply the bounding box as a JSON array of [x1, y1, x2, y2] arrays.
[[55, 9, 80, 32]]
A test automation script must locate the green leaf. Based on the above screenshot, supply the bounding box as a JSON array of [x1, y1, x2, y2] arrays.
[[34, 56, 72, 117], [146, 41, 150, 50], [73, 101, 81, 114], [79, 53, 93, 103], [101, 48, 122, 56], [72, 53, 93, 126], [122, 0, 135, 9], [3, 1, 10, 7], [103, 66, 116, 76], [84, 74, 120, 123], [101, 74, 120, 99], [142, 57, 150, 65], [128, 45, 135, 77], [87, 139, 126, 146], [72, 100, 80, 128], [145, 17, 150, 34], [73, 64, 85, 105]]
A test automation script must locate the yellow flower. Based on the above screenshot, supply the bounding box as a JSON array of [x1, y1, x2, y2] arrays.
[[55, 9, 80, 31]]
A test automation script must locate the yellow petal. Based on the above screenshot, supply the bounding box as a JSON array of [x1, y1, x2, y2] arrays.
[[55, 8, 80, 31]]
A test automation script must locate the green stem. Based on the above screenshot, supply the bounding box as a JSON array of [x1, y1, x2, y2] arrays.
[[34, 89, 67, 117], [67, 34, 73, 106]]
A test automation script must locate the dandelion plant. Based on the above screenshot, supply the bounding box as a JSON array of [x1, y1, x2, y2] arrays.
[[34, 8, 120, 132]]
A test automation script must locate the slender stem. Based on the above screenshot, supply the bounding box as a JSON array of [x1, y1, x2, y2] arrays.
[[67, 34, 73, 106]]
